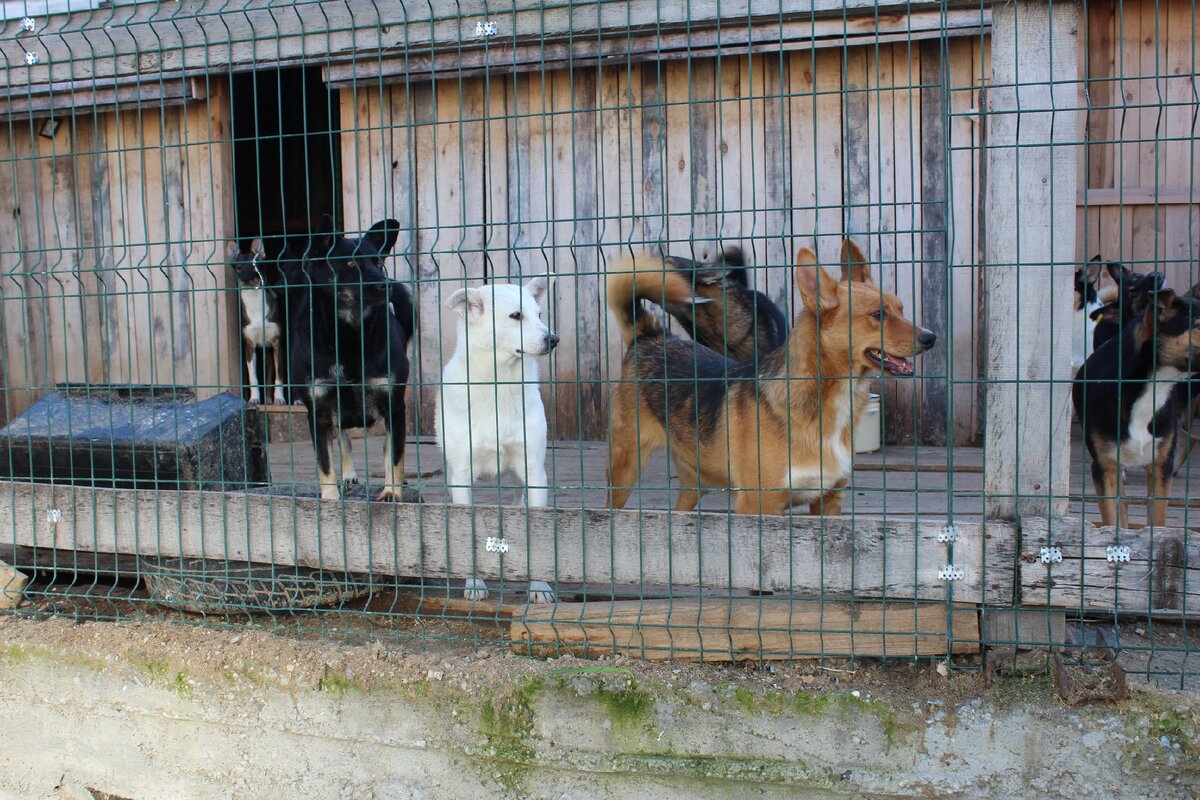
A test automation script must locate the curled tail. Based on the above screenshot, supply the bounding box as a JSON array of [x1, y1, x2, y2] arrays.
[[606, 254, 707, 347]]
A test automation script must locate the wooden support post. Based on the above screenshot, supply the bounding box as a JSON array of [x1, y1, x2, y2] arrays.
[[920, 39, 949, 448], [983, 1, 1080, 521]]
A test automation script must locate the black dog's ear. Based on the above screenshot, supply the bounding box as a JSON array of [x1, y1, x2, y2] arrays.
[[308, 214, 337, 257], [1090, 303, 1122, 324], [364, 218, 401, 256], [1105, 261, 1127, 283], [1082, 259, 1103, 285], [1152, 289, 1180, 324]]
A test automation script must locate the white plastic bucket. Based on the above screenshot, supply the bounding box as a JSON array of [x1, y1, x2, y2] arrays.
[[854, 392, 882, 454]]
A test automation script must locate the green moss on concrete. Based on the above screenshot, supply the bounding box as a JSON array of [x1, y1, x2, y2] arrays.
[[2, 643, 31, 663], [595, 679, 655, 732], [127, 653, 171, 682], [475, 676, 545, 793], [319, 669, 361, 699], [611, 752, 835, 788]]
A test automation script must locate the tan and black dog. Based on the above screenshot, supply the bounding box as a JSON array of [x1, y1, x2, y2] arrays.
[[1073, 289, 1200, 527], [606, 239, 936, 516]]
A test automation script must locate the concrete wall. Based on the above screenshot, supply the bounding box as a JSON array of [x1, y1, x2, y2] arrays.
[[0, 617, 1195, 800]]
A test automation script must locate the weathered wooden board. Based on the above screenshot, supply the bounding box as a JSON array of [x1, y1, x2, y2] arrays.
[[0, 480, 1014, 603], [1021, 516, 1200, 616], [325, 9, 991, 85], [0, 0, 987, 93], [983, 1, 1079, 520], [337, 42, 986, 442], [511, 598, 980, 660], [0, 87, 238, 422]]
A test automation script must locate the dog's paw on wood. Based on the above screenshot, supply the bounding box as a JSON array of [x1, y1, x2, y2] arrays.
[[375, 484, 420, 503], [464, 578, 489, 601], [527, 580, 556, 604]]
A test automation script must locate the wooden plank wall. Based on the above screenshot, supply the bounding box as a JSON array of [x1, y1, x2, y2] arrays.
[[341, 39, 989, 443], [1078, 0, 1200, 290], [0, 82, 240, 423]]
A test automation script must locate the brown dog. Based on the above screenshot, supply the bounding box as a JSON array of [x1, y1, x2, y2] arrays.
[[607, 240, 936, 516]]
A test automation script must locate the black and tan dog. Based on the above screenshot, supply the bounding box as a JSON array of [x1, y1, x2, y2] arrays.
[[648, 246, 789, 361], [1090, 260, 1166, 351], [290, 215, 415, 502], [1073, 288, 1200, 527], [607, 239, 935, 516]]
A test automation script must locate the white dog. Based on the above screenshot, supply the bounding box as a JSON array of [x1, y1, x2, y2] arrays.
[[438, 276, 558, 603]]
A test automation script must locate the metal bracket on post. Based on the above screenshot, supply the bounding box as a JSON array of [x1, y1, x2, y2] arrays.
[[936, 524, 960, 544], [474, 20, 498, 37], [485, 536, 509, 554]]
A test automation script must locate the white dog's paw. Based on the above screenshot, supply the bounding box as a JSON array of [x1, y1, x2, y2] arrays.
[[463, 578, 489, 601], [527, 580, 556, 604], [272, 392, 287, 406]]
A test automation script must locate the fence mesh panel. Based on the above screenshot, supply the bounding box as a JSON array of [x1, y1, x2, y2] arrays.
[[0, 0, 1195, 687]]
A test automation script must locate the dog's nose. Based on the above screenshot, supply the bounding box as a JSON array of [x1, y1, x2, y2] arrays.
[[547, 332, 560, 350], [919, 329, 937, 350]]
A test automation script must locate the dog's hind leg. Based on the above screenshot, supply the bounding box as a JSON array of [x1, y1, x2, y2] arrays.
[[522, 447, 549, 508], [1092, 455, 1121, 528]]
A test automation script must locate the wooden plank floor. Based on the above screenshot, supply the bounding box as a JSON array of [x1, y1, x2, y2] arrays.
[[266, 424, 1200, 527]]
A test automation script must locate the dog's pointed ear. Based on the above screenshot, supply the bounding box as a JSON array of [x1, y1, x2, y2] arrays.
[[1104, 260, 1127, 284], [364, 218, 401, 256], [795, 248, 840, 314], [839, 239, 873, 285], [308, 214, 337, 258], [1083, 259, 1104, 284], [446, 287, 485, 319], [250, 238, 265, 258], [524, 275, 553, 304]]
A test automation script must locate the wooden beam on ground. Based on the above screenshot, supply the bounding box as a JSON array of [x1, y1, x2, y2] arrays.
[[0, 480, 1016, 603], [510, 598, 980, 661], [982, 1, 1079, 520], [1020, 516, 1200, 617]]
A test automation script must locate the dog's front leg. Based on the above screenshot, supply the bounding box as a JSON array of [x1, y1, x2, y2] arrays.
[[522, 449, 549, 508], [337, 430, 359, 486], [376, 394, 407, 503], [245, 346, 261, 405], [313, 409, 340, 501], [271, 345, 287, 405]]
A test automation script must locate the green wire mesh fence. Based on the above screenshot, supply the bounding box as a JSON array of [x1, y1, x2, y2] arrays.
[[0, 0, 1195, 687]]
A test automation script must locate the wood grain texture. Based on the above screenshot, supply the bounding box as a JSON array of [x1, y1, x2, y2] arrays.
[[0, 1, 986, 93], [1021, 516, 1200, 617], [0, 480, 1015, 603], [983, 1, 1079, 520], [511, 598, 980, 660]]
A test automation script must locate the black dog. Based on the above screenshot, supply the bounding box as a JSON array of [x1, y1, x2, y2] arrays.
[[1090, 260, 1166, 351], [290, 215, 415, 502], [653, 245, 789, 361], [1073, 288, 1200, 527]]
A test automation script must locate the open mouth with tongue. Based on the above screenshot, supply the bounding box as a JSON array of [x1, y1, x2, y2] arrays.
[[866, 348, 915, 376]]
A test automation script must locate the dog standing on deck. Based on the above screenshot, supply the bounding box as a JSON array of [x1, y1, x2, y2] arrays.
[[437, 277, 558, 604], [232, 241, 288, 406], [1074, 288, 1200, 527], [437, 277, 558, 506], [290, 215, 414, 502], [607, 239, 936, 516]]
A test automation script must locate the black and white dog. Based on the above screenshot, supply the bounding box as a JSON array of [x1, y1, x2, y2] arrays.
[[290, 215, 415, 502], [231, 240, 289, 406]]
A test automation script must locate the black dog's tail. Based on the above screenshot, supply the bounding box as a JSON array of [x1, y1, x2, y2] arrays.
[[607, 254, 708, 347]]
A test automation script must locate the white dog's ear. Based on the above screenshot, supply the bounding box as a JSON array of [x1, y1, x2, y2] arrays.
[[524, 275, 553, 303], [446, 287, 485, 318]]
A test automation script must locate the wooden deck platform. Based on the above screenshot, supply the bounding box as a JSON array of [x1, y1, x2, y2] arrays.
[[265, 422, 1200, 527]]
